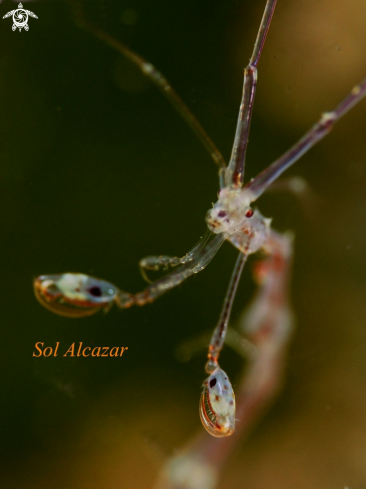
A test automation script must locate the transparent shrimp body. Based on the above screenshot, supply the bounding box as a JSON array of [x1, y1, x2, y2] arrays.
[[206, 187, 271, 255]]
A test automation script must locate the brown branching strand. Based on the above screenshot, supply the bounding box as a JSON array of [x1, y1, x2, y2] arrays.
[[155, 234, 293, 489]]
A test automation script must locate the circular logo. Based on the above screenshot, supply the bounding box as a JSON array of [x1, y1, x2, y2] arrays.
[[13, 8, 28, 29]]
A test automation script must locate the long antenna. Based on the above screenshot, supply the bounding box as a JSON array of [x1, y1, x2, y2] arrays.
[[68, 0, 227, 176]]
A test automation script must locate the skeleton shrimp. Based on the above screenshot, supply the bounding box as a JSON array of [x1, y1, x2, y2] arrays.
[[34, 0, 366, 437]]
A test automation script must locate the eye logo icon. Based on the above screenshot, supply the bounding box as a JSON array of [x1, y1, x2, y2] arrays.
[[3, 3, 38, 32]]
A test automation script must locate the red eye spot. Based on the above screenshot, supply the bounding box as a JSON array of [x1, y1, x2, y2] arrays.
[[245, 209, 254, 218]]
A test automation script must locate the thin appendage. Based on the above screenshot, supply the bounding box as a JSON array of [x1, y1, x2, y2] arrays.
[[69, 0, 226, 178], [206, 252, 247, 373], [34, 235, 224, 317], [116, 234, 226, 308], [247, 78, 366, 200], [139, 230, 211, 283], [154, 232, 294, 489], [225, 0, 277, 188]]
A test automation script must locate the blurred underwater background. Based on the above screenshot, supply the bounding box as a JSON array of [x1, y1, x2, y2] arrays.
[[1, 0, 366, 487]]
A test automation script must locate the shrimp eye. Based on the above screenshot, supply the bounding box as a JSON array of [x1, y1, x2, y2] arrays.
[[245, 208, 254, 218]]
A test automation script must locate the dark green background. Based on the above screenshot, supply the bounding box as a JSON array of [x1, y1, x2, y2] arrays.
[[1, 0, 366, 488]]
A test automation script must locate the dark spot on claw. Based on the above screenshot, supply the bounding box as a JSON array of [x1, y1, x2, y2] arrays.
[[209, 378, 217, 388], [88, 286, 102, 297]]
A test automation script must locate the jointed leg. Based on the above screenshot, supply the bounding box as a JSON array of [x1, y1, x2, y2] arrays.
[[200, 230, 293, 436], [199, 251, 247, 438], [225, 0, 277, 188], [182, 229, 293, 377], [246, 80, 366, 200], [116, 234, 226, 308], [205, 251, 248, 372], [34, 234, 226, 317], [155, 231, 295, 487], [139, 230, 211, 283]]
